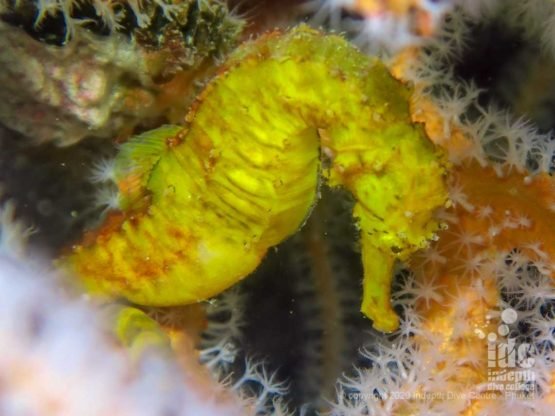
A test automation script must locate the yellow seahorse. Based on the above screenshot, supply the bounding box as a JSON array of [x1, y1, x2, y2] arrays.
[[63, 25, 448, 332]]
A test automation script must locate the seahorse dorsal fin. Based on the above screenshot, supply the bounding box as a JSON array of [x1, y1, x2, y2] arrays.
[[114, 125, 184, 211]]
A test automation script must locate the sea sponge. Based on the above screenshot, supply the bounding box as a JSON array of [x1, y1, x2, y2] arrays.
[[0, 0, 243, 145]]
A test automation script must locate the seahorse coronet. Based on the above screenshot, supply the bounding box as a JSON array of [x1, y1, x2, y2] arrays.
[[63, 24, 448, 333]]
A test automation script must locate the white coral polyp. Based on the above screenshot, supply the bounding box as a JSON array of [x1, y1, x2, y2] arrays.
[[0, 257, 244, 416]]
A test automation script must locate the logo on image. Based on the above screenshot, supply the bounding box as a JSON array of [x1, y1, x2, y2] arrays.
[[475, 307, 536, 399]]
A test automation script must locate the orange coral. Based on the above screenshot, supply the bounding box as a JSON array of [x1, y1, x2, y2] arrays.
[[347, 0, 440, 36], [408, 170, 554, 412], [386, 48, 555, 413]]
